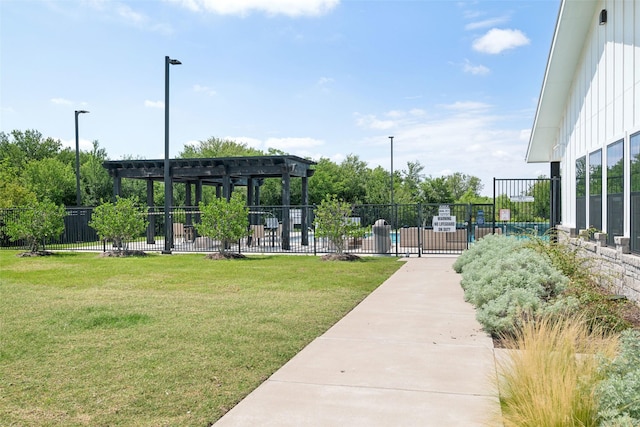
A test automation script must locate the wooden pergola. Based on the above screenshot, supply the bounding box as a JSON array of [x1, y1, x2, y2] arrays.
[[102, 155, 316, 249]]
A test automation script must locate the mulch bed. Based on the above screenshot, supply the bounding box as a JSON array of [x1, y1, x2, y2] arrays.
[[16, 251, 55, 257], [205, 252, 247, 260], [99, 250, 148, 257], [320, 253, 361, 261]]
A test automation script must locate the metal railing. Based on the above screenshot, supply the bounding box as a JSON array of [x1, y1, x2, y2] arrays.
[[0, 197, 553, 255]]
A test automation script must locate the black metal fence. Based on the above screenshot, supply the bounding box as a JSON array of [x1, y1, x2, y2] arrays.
[[492, 178, 553, 237], [0, 183, 553, 256], [1, 204, 471, 255]]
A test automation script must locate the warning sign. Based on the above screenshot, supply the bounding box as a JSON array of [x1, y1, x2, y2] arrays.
[[433, 215, 456, 232], [499, 209, 511, 221]]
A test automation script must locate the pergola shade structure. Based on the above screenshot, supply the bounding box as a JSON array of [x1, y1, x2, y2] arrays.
[[103, 155, 316, 250]]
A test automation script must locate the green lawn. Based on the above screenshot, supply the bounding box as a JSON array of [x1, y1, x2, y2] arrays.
[[0, 251, 402, 426]]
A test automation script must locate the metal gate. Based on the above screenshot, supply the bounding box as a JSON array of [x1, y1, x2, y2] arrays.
[[492, 178, 555, 238]]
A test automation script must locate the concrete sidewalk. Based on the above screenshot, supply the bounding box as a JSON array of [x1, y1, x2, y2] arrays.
[[215, 256, 501, 426]]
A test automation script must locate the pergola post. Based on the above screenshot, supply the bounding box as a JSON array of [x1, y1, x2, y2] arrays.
[[185, 182, 192, 225], [113, 175, 121, 201], [146, 180, 155, 244], [281, 172, 291, 250], [194, 180, 203, 237], [222, 172, 231, 201], [301, 175, 309, 246]]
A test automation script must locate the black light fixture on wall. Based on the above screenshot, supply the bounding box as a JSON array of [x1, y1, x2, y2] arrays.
[[599, 9, 607, 25]]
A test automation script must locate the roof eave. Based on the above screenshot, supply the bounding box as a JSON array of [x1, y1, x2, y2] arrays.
[[526, 0, 600, 163]]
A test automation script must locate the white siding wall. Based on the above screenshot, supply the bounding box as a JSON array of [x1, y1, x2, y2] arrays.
[[555, 0, 640, 234]]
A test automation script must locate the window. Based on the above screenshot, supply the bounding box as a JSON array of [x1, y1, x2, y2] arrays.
[[576, 156, 586, 230], [589, 150, 602, 231], [606, 140, 623, 245], [631, 132, 640, 253]]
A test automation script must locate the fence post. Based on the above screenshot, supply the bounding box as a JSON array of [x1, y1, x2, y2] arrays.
[[417, 203, 422, 257], [550, 162, 561, 243]]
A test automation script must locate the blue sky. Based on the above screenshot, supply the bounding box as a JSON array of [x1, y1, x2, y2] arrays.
[[1, 0, 560, 194]]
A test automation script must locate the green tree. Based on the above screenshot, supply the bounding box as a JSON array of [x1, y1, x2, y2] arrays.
[[5, 198, 66, 253], [314, 195, 363, 254], [0, 159, 36, 208], [456, 189, 491, 205], [527, 177, 551, 220], [445, 172, 483, 202], [364, 166, 391, 205], [0, 129, 62, 169], [22, 158, 76, 206], [180, 137, 263, 158], [195, 193, 249, 253], [420, 176, 454, 204], [308, 158, 343, 205], [80, 141, 112, 206], [398, 161, 424, 204], [338, 155, 368, 203], [89, 196, 149, 253]]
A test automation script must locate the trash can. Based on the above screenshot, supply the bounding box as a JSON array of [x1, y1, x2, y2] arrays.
[[372, 219, 391, 253]]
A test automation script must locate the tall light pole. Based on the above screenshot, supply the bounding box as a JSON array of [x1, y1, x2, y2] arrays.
[[389, 136, 394, 206], [163, 56, 181, 254], [74, 110, 90, 207]]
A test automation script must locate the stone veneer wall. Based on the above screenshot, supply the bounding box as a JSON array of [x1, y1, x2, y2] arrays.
[[557, 225, 640, 304]]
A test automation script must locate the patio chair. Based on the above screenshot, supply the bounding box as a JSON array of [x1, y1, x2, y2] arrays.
[[265, 217, 280, 246], [173, 222, 185, 244]]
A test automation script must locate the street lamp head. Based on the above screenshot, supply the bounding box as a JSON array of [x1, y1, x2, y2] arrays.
[[169, 58, 182, 65], [76, 110, 90, 115]]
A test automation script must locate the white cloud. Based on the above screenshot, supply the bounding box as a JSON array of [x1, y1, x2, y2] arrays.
[[317, 76, 334, 86], [59, 137, 93, 151], [145, 100, 164, 108], [465, 16, 510, 31], [117, 4, 145, 24], [193, 84, 217, 96], [462, 59, 490, 75], [441, 101, 492, 112], [473, 28, 530, 54], [51, 98, 73, 106], [265, 137, 324, 150], [232, 136, 263, 149], [355, 113, 396, 130], [85, 1, 173, 33], [355, 104, 541, 195], [519, 129, 531, 141], [167, 0, 340, 17]]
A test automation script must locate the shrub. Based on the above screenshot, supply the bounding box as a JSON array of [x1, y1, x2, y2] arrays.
[[5, 198, 65, 253], [314, 195, 364, 254], [195, 193, 249, 253], [526, 234, 632, 333], [453, 234, 523, 273], [462, 248, 567, 307], [89, 196, 148, 253], [455, 234, 568, 337], [597, 329, 640, 426], [496, 315, 618, 427]]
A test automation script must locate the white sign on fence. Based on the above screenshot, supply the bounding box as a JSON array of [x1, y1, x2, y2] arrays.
[[432, 215, 456, 232], [510, 195, 535, 202], [438, 205, 451, 216]]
